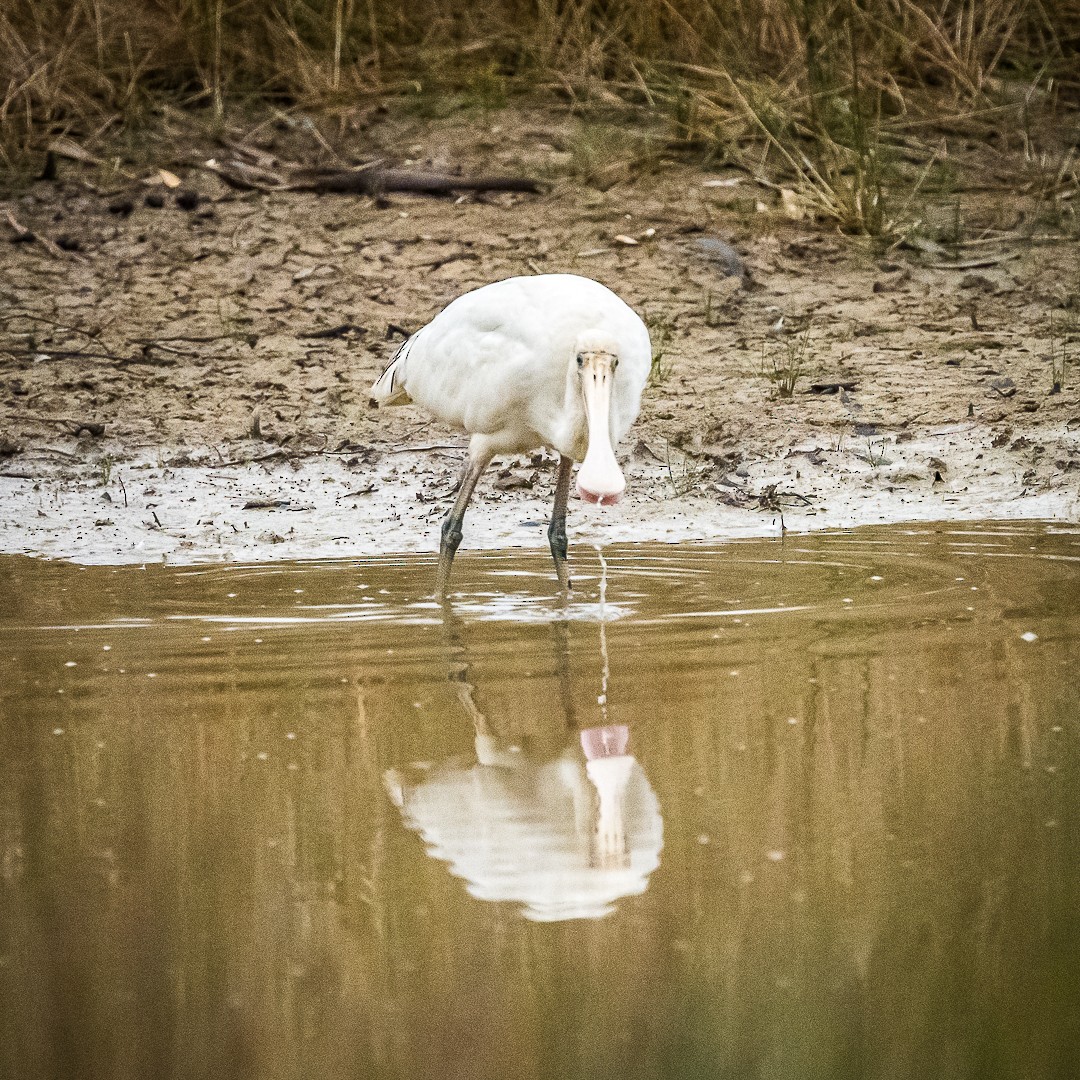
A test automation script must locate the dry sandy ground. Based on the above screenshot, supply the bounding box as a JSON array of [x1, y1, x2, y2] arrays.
[[1, 104, 1078, 570]]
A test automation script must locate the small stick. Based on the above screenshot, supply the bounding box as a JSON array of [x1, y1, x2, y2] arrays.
[[5, 413, 104, 435], [12, 347, 131, 363], [207, 449, 292, 468], [386, 443, 467, 454], [925, 254, 1021, 270], [299, 323, 367, 339], [4, 210, 80, 261], [132, 334, 236, 345]]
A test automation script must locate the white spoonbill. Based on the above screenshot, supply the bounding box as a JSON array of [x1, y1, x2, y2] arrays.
[[371, 274, 651, 595]]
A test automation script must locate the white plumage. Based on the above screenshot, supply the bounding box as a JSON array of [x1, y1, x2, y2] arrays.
[[372, 274, 651, 594], [384, 738, 662, 922]]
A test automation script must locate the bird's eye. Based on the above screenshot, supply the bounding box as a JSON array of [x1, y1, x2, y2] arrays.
[[576, 355, 584, 368], [612, 358, 619, 370]]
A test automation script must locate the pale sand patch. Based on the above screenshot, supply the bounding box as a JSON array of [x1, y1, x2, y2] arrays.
[[1, 420, 1074, 567]]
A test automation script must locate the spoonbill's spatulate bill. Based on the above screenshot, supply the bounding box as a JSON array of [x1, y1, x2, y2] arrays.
[[371, 274, 651, 595]]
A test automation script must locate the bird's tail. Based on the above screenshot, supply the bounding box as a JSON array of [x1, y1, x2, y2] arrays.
[[370, 338, 414, 405]]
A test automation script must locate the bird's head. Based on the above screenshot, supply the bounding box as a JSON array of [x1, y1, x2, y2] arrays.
[[572, 330, 624, 505]]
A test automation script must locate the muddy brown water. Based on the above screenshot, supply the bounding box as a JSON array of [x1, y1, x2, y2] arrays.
[[2, 522, 1079, 1080]]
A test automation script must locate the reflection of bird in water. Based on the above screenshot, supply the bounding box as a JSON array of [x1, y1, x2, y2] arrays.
[[386, 579, 659, 920], [384, 719, 661, 922], [370, 275, 651, 595]]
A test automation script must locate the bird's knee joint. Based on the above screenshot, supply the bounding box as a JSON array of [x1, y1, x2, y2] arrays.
[[548, 520, 568, 560], [441, 517, 463, 549]]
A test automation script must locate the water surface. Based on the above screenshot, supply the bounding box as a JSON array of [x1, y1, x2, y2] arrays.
[[2, 523, 1079, 1080]]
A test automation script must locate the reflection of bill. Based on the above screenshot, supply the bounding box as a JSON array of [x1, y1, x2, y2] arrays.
[[385, 724, 662, 922]]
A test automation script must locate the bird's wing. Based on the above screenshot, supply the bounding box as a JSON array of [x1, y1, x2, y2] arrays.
[[370, 336, 415, 405]]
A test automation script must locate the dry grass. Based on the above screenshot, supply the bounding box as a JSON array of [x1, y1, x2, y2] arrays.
[[762, 327, 811, 399], [1, 0, 1078, 230]]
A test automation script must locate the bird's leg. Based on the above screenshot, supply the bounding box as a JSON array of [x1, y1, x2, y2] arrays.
[[548, 453, 573, 591], [435, 446, 491, 599]]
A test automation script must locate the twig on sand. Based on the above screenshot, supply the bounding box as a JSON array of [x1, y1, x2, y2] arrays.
[[926, 253, 1021, 270], [386, 443, 467, 453], [292, 166, 545, 196], [242, 498, 292, 509], [132, 334, 237, 345], [4, 413, 105, 436], [207, 449, 294, 468], [199, 151, 545, 197], [3, 210, 83, 262], [19, 347, 132, 363], [299, 323, 367, 339]]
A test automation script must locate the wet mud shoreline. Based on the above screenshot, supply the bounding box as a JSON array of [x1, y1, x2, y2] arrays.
[[2, 106, 1077, 566]]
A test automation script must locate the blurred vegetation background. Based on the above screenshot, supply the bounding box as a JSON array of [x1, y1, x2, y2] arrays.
[[1, 0, 1078, 232]]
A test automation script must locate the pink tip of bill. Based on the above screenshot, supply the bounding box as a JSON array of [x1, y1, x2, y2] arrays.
[[580, 725, 631, 760], [577, 482, 622, 506]]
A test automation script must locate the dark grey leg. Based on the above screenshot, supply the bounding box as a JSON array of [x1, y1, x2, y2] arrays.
[[435, 448, 491, 599], [548, 453, 573, 591], [551, 617, 576, 730]]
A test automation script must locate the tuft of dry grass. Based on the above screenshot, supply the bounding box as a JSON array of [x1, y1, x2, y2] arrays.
[[762, 327, 811, 399]]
